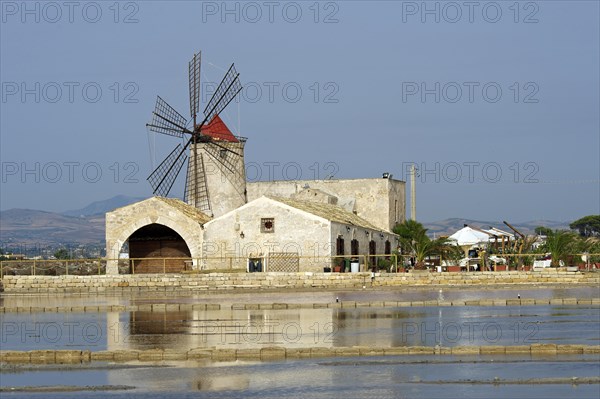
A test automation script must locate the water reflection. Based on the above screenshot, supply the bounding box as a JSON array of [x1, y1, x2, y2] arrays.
[[2, 286, 598, 310], [1, 306, 598, 351], [115, 306, 599, 351]]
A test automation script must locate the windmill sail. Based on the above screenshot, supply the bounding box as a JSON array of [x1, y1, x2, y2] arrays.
[[147, 96, 191, 138], [146, 52, 245, 217], [201, 64, 242, 126], [189, 51, 201, 121], [147, 143, 189, 197], [184, 151, 211, 212]]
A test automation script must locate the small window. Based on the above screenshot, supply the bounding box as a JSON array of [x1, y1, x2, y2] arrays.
[[385, 240, 391, 260], [351, 239, 359, 255], [261, 218, 274, 233], [336, 236, 345, 256]]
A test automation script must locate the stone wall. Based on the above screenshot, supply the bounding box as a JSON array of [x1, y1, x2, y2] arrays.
[[2, 270, 597, 293], [247, 178, 406, 231], [2, 344, 599, 364], [194, 141, 247, 218], [203, 197, 331, 272], [330, 222, 396, 270], [105, 197, 206, 274]]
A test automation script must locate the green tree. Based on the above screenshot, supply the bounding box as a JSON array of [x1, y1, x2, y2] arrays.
[[53, 248, 71, 260], [580, 237, 600, 263], [441, 243, 465, 266], [543, 230, 578, 267], [535, 226, 553, 236], [393, 219, 428, 246], [393, 220, 446, 269], [569, 215, 600, 237]]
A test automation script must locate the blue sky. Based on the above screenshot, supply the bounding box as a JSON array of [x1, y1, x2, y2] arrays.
[[1, 0, 598, 222]]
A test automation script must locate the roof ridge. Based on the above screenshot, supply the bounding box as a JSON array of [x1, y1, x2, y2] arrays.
[[266, 196, 389, 233]]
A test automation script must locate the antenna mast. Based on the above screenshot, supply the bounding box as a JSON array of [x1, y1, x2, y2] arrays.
[[410, 164, 416, 220]]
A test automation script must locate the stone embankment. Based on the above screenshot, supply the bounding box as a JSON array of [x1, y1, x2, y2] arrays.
[[1, 297, 598, 313], [1, 344, 599, 364], [1, 270, 598, 293]]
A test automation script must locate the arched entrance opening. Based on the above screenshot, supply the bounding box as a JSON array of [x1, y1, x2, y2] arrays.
[[127, 223, 192, 273]]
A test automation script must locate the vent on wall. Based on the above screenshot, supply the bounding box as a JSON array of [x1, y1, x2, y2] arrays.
[[261, 218, 274, 233]]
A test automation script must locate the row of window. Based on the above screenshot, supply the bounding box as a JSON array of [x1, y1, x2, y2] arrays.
[[336, 237, 392, 256]]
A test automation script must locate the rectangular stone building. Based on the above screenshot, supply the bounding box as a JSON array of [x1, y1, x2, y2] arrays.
[[203, 196, 398, 273], [247, 177, 405, 232]]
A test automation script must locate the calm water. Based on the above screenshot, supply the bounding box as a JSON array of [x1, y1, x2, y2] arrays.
[[1, 286, 598, 308], [1, 305, 599, 350], [1, 288, 599, 398], [2, 356, 600, 398]]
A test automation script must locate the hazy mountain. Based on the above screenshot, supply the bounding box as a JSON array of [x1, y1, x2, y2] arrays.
[[61, 195, 145, 217], [0, 208, 105, 246], [0, 195, 145, 249]]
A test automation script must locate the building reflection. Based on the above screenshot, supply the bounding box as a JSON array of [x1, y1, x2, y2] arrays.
[[108, 307, 463, 352]]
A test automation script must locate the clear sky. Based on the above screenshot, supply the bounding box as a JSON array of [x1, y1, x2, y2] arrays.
[[1, 0, 598, 222]]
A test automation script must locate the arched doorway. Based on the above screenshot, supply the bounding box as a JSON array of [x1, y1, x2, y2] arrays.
[[128, 224, 192, 273]]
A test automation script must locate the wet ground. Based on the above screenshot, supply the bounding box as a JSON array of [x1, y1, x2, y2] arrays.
[[2, 356, 600, 398], [1, 287, 599, 397], [1, 285, 598, 309]]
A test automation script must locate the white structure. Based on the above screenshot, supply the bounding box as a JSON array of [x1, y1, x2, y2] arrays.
[[247, 177, 405, 232], [448, 226, 490, 246], [204, 196, 397, 272], [106, 181, 401, 274]]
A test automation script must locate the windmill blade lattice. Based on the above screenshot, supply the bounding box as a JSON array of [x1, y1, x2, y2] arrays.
[[147, 96, 191, 138], [203, 141, 241, 175], [203, 141, 247, 199], [184, 152, 211, 212], [189, 51, 201, 121], [202, 64, 242, 126], [146, 51, 244, 214], [147, 143, 189, 197]]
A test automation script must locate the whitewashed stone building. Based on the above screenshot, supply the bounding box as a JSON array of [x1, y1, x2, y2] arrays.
[[203, 195, 398, 272], [105, 112, 404, 275], [105, 176, 404, 275]]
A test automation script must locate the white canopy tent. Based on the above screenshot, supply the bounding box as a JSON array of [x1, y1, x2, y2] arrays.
[[448, 227, 490, 270], [448, 226, 490, 247]]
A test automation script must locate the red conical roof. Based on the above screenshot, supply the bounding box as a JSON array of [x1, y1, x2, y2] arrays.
[[201, 115, 238, 142]]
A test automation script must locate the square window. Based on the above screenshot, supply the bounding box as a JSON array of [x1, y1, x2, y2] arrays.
[[261, 218, 274, 233]]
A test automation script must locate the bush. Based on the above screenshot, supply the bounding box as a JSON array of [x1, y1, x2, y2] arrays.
[[377, 257, 392, 271]]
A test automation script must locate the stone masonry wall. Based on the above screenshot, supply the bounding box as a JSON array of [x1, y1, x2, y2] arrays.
[[247, 178, 406, 232], [1, 270, 597, 293]]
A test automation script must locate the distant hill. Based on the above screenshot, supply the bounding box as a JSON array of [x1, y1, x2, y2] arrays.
[[423, 218, 570, 237], [0, 195, 573, 250], [0, 195, 146, 248], [0, 208, 105, 246], [61, 195, 145, 217]]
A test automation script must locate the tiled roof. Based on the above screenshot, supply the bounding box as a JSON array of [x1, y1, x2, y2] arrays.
[[268, 196, 387, 232], [154, 197, 212, 224]]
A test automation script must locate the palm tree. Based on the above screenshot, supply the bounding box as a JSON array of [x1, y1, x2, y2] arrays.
[[393, 220, 428, 247], [441, 243, 464, 266], [393, 220, 451, 269], [544, 230, 578, 267], [579, 237, 600, 267]]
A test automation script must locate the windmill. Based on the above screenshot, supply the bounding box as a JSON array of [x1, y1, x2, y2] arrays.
[[146, 51, 247, 217]]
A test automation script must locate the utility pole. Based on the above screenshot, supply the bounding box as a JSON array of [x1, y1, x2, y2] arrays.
[[410, 164, 416, 220]]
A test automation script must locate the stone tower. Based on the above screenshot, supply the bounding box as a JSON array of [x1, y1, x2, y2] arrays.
[[185, 138, 247, 218]]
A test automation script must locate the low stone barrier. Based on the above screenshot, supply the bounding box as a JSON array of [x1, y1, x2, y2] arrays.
[[1, 344, 599, 364], [1, 270, 598, 293], [1, 297, 598, 313]]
